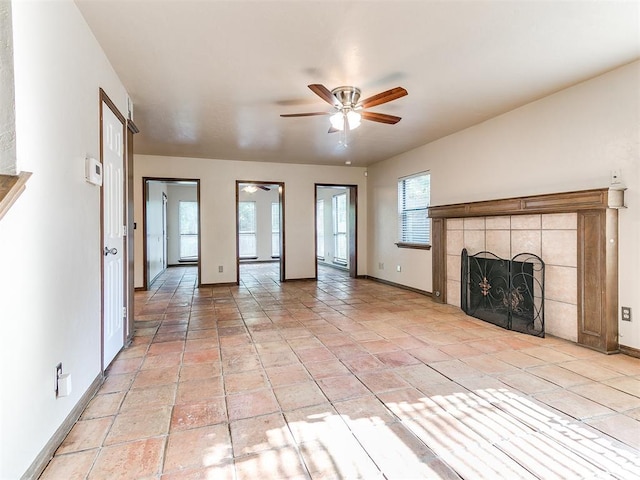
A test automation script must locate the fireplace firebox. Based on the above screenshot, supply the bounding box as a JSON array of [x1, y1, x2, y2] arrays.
[[461, 249, 545, 337]]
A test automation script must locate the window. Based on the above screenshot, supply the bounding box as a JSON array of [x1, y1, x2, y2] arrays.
[[316, 200, 324, 259], [333, 193, 347, 264], [238, 201, 256, 257], [398, 172, 431, 247], [179, 201, 198, 260], [271, 202, 280, 258]]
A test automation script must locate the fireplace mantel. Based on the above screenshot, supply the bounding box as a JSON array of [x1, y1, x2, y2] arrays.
[[428, 188, 624, 354], [429, 188, 624, 219]]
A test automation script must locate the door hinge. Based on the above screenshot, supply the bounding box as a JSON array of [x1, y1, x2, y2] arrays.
[[122, 225, 127, 236], [122, 306, 127, 319]]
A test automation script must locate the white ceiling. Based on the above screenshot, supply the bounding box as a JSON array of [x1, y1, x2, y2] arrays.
[[76, 0, 640, 167]]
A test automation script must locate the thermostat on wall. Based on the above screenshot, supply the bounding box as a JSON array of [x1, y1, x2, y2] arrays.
[[85, 156, 103, 186]]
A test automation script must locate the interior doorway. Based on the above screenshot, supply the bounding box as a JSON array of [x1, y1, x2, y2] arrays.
[[315, 184, 357, 278], [143, 178, 201, 289], [236, 181, 285, 284]]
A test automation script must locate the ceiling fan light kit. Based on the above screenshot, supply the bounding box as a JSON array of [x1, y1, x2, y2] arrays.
[[330, 110, 362, 131]]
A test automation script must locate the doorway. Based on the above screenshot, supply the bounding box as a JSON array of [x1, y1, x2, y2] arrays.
[[236, 181, 285, 284], [315, 184, 357, 278], [143, 178, 201, 289]]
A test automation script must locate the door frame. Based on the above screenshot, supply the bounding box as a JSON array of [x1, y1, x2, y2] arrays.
[[142, 177, 202, 289], [236, 181, 285, 284], [314, 184, 358, 278], [125, 119, 139, 345], [162, 191, 168, 270], [99, 89, 127, 371]]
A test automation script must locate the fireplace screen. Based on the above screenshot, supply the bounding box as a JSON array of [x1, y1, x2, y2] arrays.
[[461, 249, 545, 337]]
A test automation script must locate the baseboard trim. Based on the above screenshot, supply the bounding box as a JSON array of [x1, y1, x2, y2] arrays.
[[239, 259, 279, 264], [364, 275, 432, 297], [620, 344, 640, 359], [199, 282, 238, 288], [21, 373, 104, 480], [134, 286, 145, 291], [283, 277, 316, 283], [318, 262, 348, 272]]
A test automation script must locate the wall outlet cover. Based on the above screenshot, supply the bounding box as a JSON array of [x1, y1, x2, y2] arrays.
[[621, 306, 631, 321]]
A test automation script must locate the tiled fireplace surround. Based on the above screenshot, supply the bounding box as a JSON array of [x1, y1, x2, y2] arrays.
[[429, 188, 624, 354], [445, 212, 578, 341]]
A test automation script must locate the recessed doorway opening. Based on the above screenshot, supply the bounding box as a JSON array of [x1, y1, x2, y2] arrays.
[[143, 178, 201, 289], [315, 184, 357, 279], [236, 181, 285, 285]]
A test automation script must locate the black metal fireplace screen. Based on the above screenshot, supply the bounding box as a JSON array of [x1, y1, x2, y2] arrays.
[[461, 249, 545, 337]]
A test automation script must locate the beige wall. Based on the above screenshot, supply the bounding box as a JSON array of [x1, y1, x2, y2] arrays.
[[133, 156, 368, 286], [0, 1, 129, 477], [367, 61, 640, 349]]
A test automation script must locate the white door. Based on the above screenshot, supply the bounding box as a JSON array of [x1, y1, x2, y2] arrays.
[[102, 101, 125, 368]]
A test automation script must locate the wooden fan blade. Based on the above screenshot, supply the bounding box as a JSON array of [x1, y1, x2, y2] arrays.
[[361, 111, 402, 124], [308, 84, 341, 107], [280, 112, 330, 117], [359, 87, 407, 109], [328, 127, 339, 133], [257, 185, 271, 191]]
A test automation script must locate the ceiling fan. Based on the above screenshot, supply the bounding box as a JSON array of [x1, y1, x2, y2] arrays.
[[280, 84, 408, 132], [241, 184, 271, 193]]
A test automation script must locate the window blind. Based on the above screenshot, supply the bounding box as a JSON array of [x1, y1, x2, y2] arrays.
[[398, 172, 430, 244]]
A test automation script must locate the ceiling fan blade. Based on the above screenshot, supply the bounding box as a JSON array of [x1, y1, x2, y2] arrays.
[[328, 127, 339, 133], [280, 112, 330, 117], [257, 185, 271, 191], [361, 111, 402, 124], [308, 84, 341, 107], [359, 87, 407, 109]]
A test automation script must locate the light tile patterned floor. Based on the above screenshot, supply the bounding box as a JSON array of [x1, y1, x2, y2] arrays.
[[41, 264, 640, 479]]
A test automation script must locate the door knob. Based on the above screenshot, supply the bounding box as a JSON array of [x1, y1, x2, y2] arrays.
[[104, 247, 118, 256]]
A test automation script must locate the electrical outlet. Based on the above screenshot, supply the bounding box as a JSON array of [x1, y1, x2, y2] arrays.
[[610, 169, 621, 185], [621, 306, 631, 321], [218, 265, 223, 273], [396, 265, 401, 272], [378, 262, 384, 270]]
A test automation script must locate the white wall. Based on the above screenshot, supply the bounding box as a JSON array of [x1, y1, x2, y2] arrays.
[[238, 187, 280, 261], [134, 157, 368, 286], [367, 61, 640, 349], [167, 183, 198, 264], [0, 1, 128, 478], [146, 181, 167, 282]]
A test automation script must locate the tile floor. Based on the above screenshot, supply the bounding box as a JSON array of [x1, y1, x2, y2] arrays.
[[40, 264, 640, 479]]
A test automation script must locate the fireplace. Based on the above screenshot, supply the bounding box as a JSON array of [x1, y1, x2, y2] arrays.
[[428, 188, 624, 353], [461, 249, 545, 337]]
